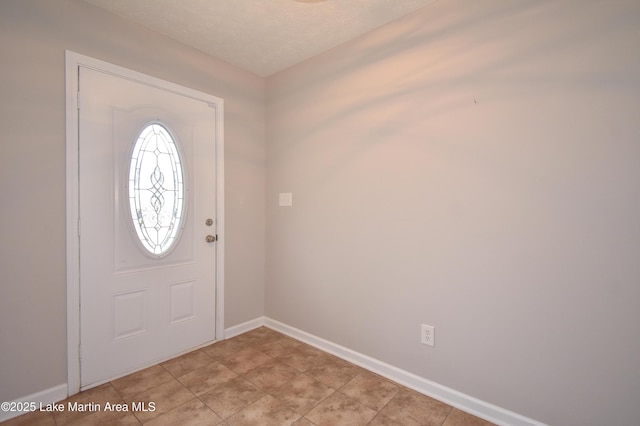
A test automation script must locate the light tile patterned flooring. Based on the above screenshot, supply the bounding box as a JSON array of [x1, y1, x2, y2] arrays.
[[3, 327, 495, 425]]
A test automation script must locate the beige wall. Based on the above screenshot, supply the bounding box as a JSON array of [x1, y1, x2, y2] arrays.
[[266, 1, 640, 425], [0, 0, 265, 402]]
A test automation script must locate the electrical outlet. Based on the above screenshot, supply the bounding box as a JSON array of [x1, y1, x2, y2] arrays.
[[421, 324, 435, 347]]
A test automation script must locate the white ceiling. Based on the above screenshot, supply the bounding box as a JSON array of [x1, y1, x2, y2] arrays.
[[82, 0, 436, 77]]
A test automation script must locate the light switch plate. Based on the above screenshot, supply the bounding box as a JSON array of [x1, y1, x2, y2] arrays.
[[279, 192, 293, 207]]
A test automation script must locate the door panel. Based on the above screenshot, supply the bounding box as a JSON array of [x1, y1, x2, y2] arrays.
[[79, 67, 217, 388]]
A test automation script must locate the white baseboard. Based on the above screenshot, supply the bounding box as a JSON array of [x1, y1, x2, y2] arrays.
[[262, 317, 546, 426], [0, 384, 68, 423], [223, 316, 266, 339]]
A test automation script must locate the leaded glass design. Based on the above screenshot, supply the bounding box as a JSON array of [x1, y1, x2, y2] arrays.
[[128, 123, 185, 256]]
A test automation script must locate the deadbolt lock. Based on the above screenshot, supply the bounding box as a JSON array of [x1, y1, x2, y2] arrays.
[[205, 218, 214, 226]]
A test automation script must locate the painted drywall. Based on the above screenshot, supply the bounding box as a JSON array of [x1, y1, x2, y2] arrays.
[[0, 0, 265, 402], [265, 0, 640, 425]]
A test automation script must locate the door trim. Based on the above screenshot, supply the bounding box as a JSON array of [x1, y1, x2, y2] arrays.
[[65, 50, 225, 396]]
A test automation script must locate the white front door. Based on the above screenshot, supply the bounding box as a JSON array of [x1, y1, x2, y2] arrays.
[[78, 66, 218, 388]]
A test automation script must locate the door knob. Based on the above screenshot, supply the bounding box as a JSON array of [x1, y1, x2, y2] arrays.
[[206, 235, 217, 243]]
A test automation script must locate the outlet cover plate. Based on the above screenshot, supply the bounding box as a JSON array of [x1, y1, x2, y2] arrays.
[[421, 324, 435, 347]]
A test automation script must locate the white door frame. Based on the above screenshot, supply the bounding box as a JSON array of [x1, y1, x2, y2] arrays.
[[65, 51, 225, 396]]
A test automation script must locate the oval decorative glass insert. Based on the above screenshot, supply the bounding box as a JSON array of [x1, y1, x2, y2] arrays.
[[128, 123, 186, 256]]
